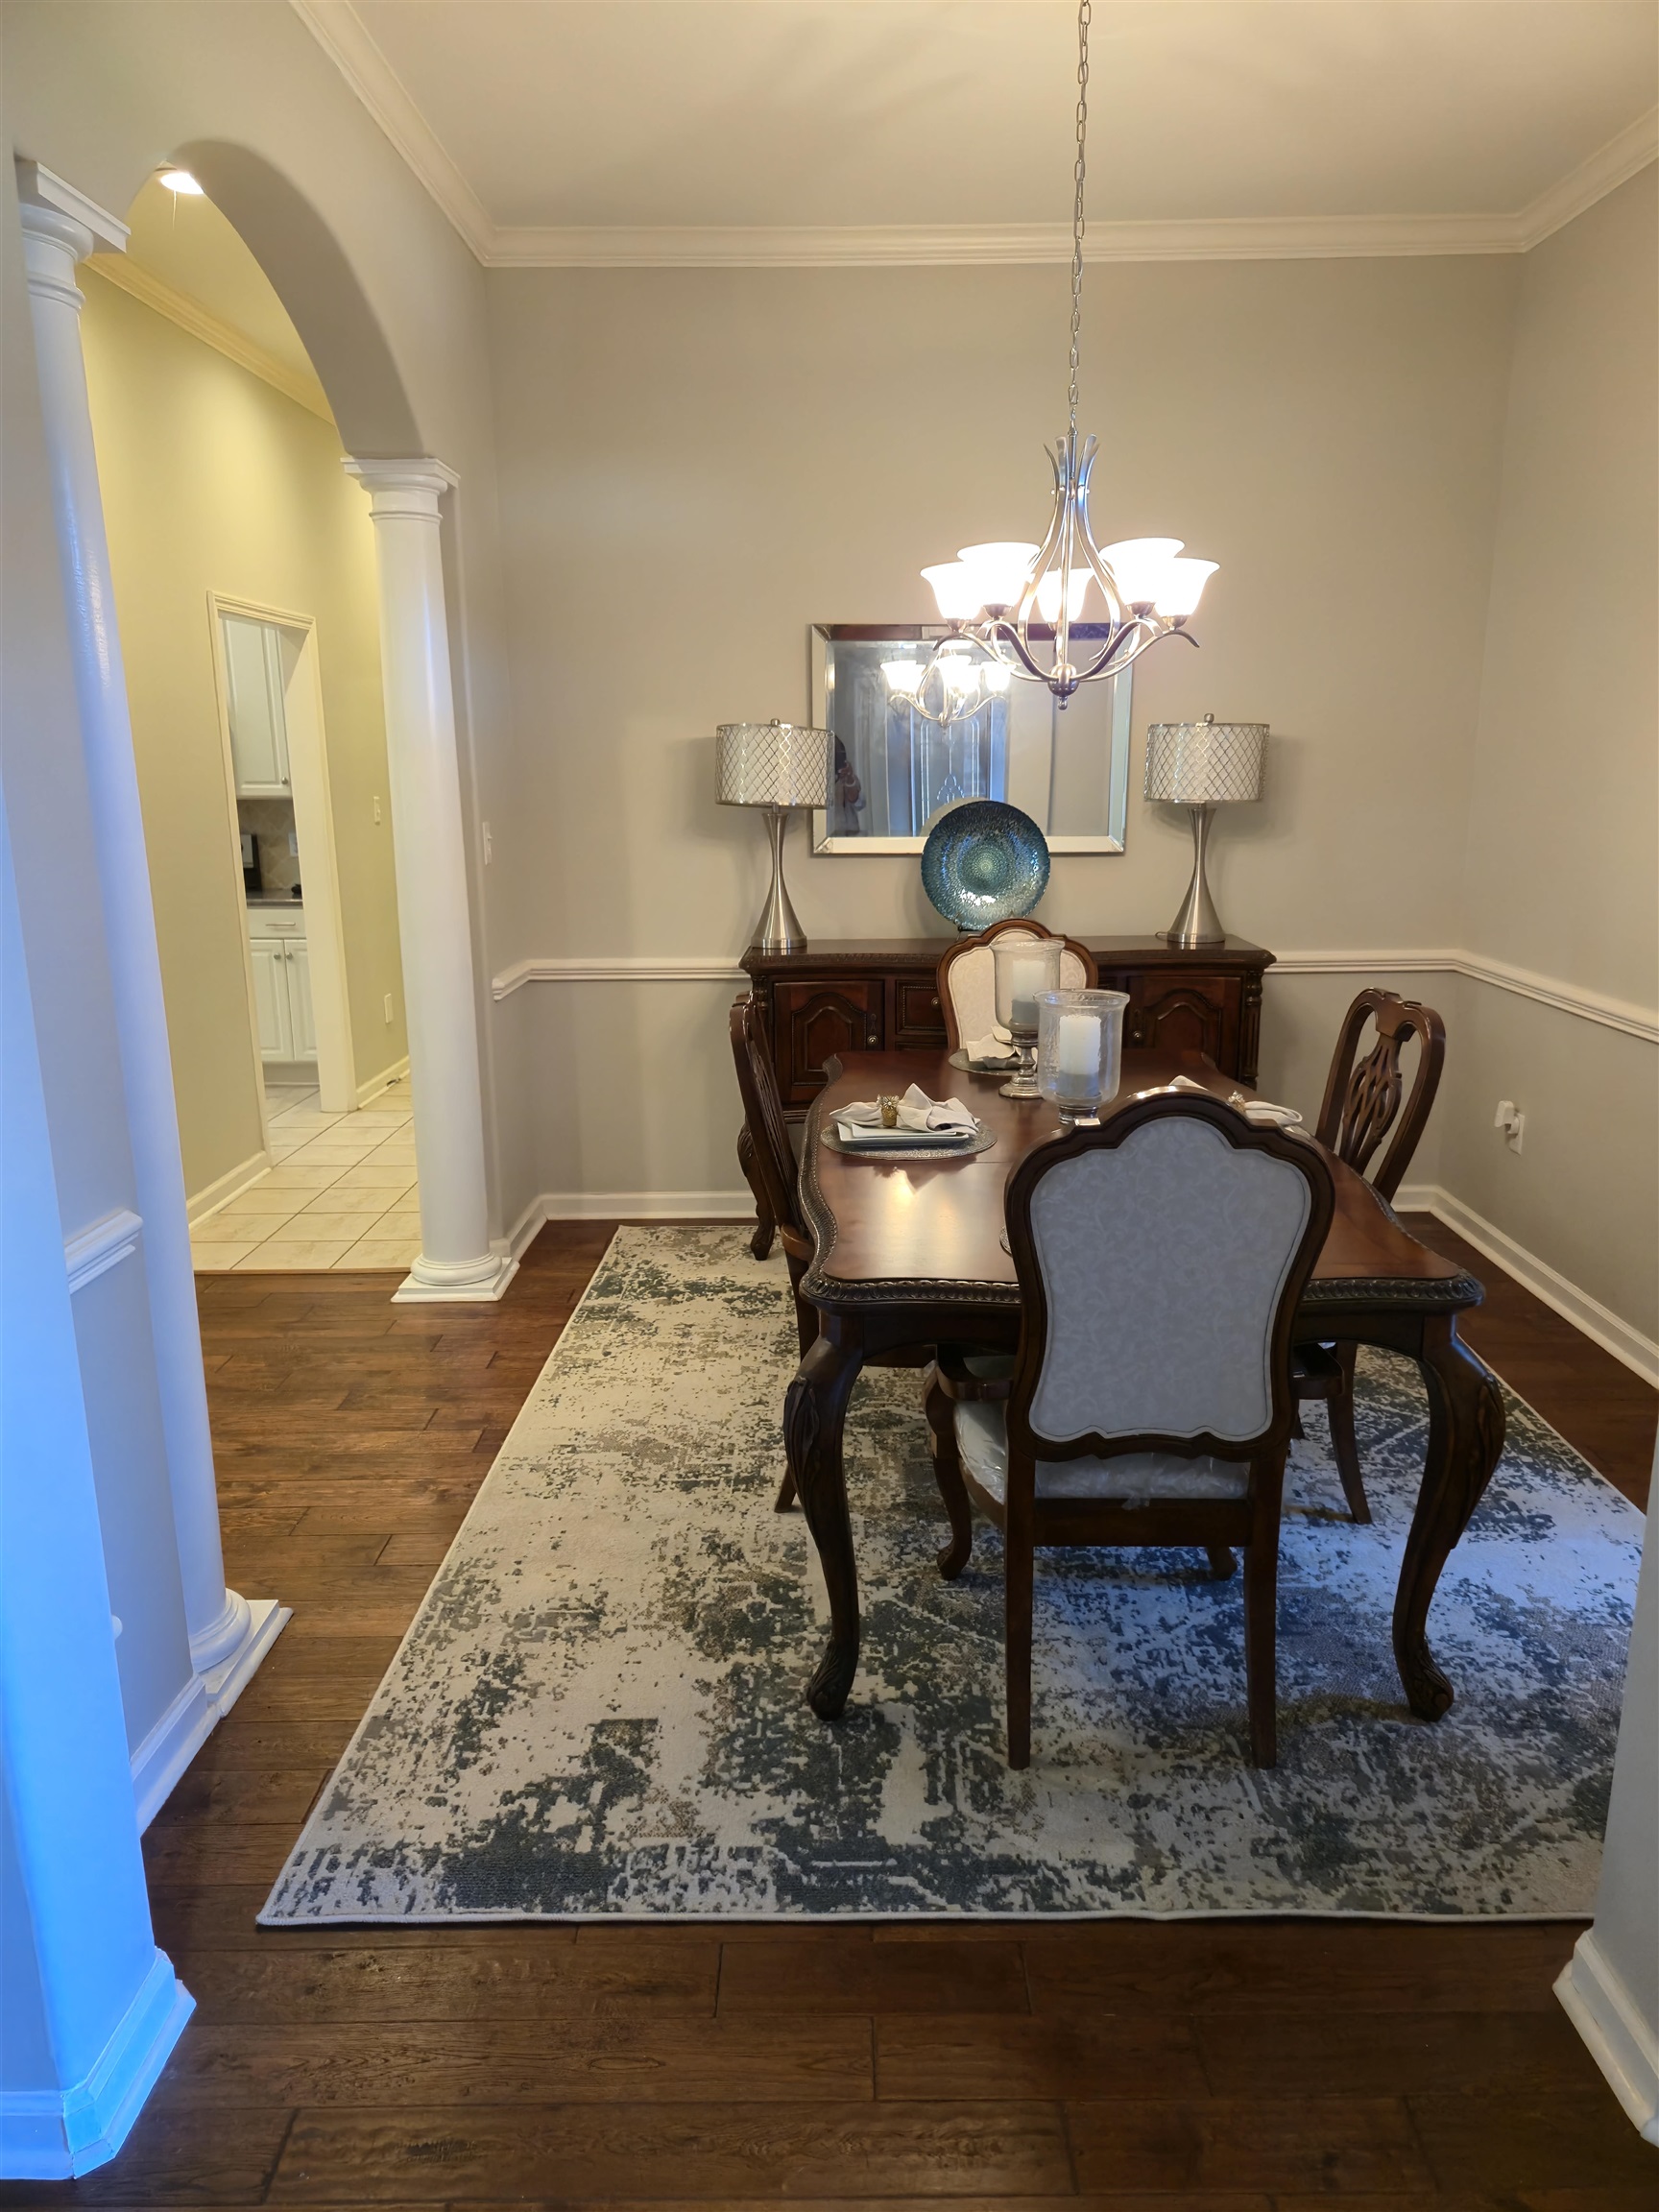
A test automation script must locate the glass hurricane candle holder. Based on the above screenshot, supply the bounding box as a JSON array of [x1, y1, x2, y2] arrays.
[[992, 936, 1064, 1098], [1037, 988, 1129, 1125]]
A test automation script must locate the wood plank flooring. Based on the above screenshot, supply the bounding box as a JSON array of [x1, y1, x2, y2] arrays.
[[7, 1220, 1652, 2208]]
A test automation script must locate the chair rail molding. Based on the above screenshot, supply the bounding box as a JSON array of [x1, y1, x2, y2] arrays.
[[1263, 950, 1658, 1045], [492, 946, 1658, 1044], [493, 955, 748, 998], [62, 1210, 143, 1296]]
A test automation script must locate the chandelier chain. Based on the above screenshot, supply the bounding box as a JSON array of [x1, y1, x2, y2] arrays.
[[1068, 0, 1091, 433]]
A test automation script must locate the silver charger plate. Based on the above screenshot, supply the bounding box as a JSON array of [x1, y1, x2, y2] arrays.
[[949, 1047, 1021, 1075], [820, 1119, 997, 1162]]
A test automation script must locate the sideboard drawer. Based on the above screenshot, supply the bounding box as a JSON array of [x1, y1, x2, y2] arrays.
[[772, 979, 883, 1104], [893, 976, 948, 1048]]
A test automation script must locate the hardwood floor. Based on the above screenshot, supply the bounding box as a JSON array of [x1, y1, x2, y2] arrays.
[[8, 1220, 1652, 2208]]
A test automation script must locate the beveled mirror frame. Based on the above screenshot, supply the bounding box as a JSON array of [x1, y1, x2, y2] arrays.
[[807, 623, 1131, 855]]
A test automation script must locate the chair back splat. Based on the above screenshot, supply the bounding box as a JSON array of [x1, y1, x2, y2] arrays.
[[937, 917, 1096, 1051], [1005, 1098, 1334, 1475], [1313, 988, 1446, 1203]]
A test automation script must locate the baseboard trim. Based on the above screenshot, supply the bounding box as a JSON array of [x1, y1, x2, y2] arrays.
[[187, 1148, 274, 1227], [355, 1055, 410, 1108], [130, 1598, 291, 1831], [129, 1675, 212, 1834], [1397, 1184, 1659, 1387], [1556, 1932, 1659, 2143], [540, 1190, 756, 1223], [0, 1950, 195, 2178]]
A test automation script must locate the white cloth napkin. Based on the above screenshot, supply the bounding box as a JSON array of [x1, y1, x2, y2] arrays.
[[1137, 1072, 1304, 1129], [963, 1023, 1018, 1066], [836, 1083, 979, 1146]]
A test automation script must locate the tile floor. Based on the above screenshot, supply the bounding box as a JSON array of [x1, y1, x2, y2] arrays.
[[189, 1082, 421, 1273]]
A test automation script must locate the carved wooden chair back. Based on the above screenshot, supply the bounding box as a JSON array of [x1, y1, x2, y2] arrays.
[[1313, 989, 1446, 1203], [936, 918, 1097, 1050], [729, 997, 805, 1252]]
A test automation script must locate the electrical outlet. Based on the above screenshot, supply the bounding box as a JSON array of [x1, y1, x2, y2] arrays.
[[383, 993, 395, 1024], [482, 820, 493, 865], [1494, 1099, 1525, 1153], [373, 795, 382, 825]]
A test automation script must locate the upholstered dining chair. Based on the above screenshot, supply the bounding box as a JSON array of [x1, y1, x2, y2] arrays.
[[925, 1096, 1334, 1768], [936, 918, 1096, 1052], [1294, 988, 1447, 1524]]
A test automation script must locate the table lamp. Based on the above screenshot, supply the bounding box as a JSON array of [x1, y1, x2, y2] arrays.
[[717, 719, 833, 953], [1143, 712, 1267, 947]]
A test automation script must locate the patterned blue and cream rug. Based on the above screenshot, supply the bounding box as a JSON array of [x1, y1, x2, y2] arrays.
[[261, 1226, 1642, 1924]]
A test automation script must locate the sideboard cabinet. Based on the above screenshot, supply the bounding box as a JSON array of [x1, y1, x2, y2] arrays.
[[737, 934, 1274, 1250]]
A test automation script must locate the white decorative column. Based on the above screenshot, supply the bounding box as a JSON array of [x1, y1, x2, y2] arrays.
[[1, 779, 193, 2179], [18, 182, 273, 1684], [346, 460, 512, 1301]]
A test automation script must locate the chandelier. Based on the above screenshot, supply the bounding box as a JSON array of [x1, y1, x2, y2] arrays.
[[895, 0, 1217, 715]]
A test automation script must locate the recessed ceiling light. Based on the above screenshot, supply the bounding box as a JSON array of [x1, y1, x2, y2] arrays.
[[158, 169, 203, 196]]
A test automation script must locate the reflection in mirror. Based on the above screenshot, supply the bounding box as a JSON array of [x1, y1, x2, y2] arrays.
[[809, 626, 1131, 854]]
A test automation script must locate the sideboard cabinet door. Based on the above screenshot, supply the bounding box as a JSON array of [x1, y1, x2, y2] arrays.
[[772, 981, 883, 1105], [1125, 973, 1242, 1070]]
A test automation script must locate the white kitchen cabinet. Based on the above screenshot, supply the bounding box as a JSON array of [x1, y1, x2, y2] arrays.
[[223, 613, 291, 795], [249, 938, 293, 1058], [247, 907, 315, 1064]]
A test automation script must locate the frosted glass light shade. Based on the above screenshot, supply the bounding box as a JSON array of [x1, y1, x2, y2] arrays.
[[716, 720, 832, 807], [1035, 567, 1094, 622], [922, 562, 988, 621], [957, 541, 1040, 607], [1143, 715, 1266, 805], [882, 660, 924, 695], [1155, 559, 1218, 618], [1099, 537, 1184, 607]]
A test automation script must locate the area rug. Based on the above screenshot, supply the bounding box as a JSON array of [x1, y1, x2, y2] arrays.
[[260, 1226, 1642, 1923]]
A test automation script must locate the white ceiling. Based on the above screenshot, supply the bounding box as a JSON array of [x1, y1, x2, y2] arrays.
[[295, 0, 1659, 262]]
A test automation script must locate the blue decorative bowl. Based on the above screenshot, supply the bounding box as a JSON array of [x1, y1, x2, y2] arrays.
[[920, 801, 1051, 931]]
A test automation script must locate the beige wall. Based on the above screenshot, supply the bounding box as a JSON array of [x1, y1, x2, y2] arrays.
[[486, 253, 1519, 1205], [79, 269, 407, 1200], [1438, 169, 1659, 1343]]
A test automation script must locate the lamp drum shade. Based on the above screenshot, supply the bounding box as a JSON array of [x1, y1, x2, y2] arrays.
[[1143, 715, 1267, 805], [717, 720, 832, 808]]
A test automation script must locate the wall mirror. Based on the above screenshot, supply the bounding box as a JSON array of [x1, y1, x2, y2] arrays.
[[808, 623, 1131, 855]]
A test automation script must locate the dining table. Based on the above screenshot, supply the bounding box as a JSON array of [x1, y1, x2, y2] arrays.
[[783, 1045, 1505, 1729]]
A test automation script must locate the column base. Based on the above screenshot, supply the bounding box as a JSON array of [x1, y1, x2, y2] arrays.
[[393, 1249, 518, 1304], [0, 1950, 194, 2178], [199, 1594, 290, 1714]]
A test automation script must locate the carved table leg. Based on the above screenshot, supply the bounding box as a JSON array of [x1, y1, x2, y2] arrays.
[[1395, 1314, 1505, 1719], [736, 1120, 776, 1262], [784, 1328, 865, 1719]]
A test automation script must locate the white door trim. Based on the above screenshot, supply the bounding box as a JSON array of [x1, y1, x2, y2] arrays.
[[207, 592, 358, 1113]]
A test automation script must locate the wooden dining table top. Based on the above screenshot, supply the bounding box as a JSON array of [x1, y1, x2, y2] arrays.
[[799, 1047, 1478, 1312]]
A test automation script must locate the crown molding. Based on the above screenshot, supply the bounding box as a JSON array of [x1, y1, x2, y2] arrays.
[[485, 211, 1535, 269], [1515, 104, 1659, 249], [84, 256, 335, 423], [290, 0, 493, 260], [293, 4, 1658, 271]]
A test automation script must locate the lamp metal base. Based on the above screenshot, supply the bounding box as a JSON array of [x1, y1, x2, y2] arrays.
[[1162, 803, 1228, 948], [751, 805, 807, 954]]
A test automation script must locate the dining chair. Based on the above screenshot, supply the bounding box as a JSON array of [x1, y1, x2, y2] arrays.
[[936, 918, 1096, 1052], [925, 1095, 1334, 1768], [729, 997, 816, 1365], [1295, 988, 1447, 1523]]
